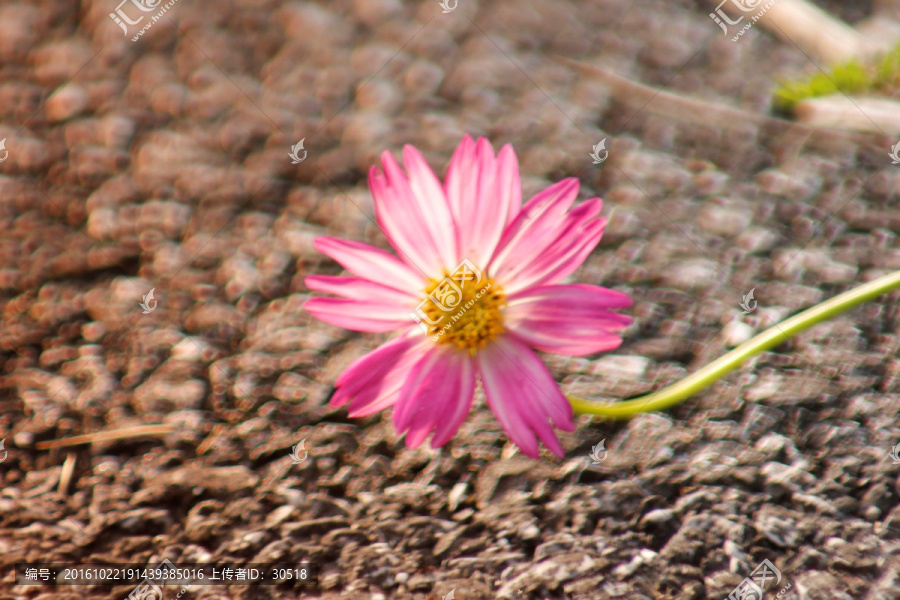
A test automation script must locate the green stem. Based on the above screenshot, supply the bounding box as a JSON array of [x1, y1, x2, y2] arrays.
[[568, 269, 900, 419]]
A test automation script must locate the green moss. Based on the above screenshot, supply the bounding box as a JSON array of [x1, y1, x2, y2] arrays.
[[773, 43, 900, 112]]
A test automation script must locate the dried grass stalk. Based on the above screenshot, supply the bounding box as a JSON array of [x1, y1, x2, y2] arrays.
[[557, 57, 885, 146], [35, 424, 176, 450]]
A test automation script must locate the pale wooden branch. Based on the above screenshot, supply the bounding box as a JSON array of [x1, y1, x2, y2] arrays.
[[753, 0, 879, 64], [855, 14, 900, 55], [794, 95, 900, 134]]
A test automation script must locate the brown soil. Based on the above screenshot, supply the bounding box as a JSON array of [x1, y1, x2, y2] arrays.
[[2, 0, 900, 599]]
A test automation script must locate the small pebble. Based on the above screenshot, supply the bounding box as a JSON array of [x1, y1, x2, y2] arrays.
[[641, 508, 675, 525], [448, 482, 468, 512], [723, 320, 754, 347], [45, 84, 89, 122], [404, 59, 444, 95]]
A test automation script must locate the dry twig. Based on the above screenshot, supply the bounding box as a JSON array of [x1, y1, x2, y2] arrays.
[[557, 57, 889, 150], [35, 424, 177, 450]]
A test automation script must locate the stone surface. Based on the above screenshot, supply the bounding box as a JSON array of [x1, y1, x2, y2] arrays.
[[1, 1, 896, 599]]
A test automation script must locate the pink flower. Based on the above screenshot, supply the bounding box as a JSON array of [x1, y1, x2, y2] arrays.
[[304, 135, 632, 457]]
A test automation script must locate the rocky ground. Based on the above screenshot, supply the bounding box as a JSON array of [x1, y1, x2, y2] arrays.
[[2, 0, 900, 598]]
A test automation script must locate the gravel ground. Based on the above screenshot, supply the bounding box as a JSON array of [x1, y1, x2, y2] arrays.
[[3, 0, 900, 598]]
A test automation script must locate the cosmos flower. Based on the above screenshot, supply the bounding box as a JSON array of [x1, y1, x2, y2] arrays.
[[304, 135, 632, 457]]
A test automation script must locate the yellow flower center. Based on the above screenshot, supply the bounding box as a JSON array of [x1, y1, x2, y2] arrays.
[[417, 264, 506, 353]]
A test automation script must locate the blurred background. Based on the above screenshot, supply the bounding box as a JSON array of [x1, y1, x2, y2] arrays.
[[2, 0, 900, 598]]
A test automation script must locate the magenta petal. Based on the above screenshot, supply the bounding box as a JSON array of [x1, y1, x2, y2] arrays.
[[346, 340, 437, 416], [392, 345, 476, 449], [347, 389, 401, 417], [463, 138, 500, 265], [303, 297, 413, 332], [505, 284, 633, 355], [524, 410, 565, 456], [334, 333, 419, 395], [489, 178, 580, 274], [496, 144, 522, 228], [306, 275, 416, 304], [477, 336, 575, 458], [445, 135, 478, 239], [494, 198, 603, 286], [331, 334, 427, 417], [402, 145, 458, 268], [370, 165, 439, 276], [372, 151, 455, 279], [445, 136, 521, 266], [314, 237, 424, 292], [502, 215, 607, 294]]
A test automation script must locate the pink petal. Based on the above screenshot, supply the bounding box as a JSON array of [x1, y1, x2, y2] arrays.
[[303, 297, 414, 332], [370, 166, 440, 277], [371, 149, 458, 279], [477, 335, 575, 458], [330, 334, 427, 417], [496, 144, 522, 228], [314, 237, 424, 293], [466, 139, 499, 264], [392, 345, 476, 449], [500, 215, 607, 295], [334, 333, 418, 397], [445, 136, 521, 266], [505, 284, 632, 355], [348, 388, 401, 417], [488, 178, 580, 275], [445, 135, 478, 235], [306, 275, 417, 305], [402, 145, 458, 268], [493, 198, 603, 285]]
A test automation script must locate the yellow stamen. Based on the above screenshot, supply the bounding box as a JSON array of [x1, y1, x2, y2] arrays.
[[419, 267, 506, 353]]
